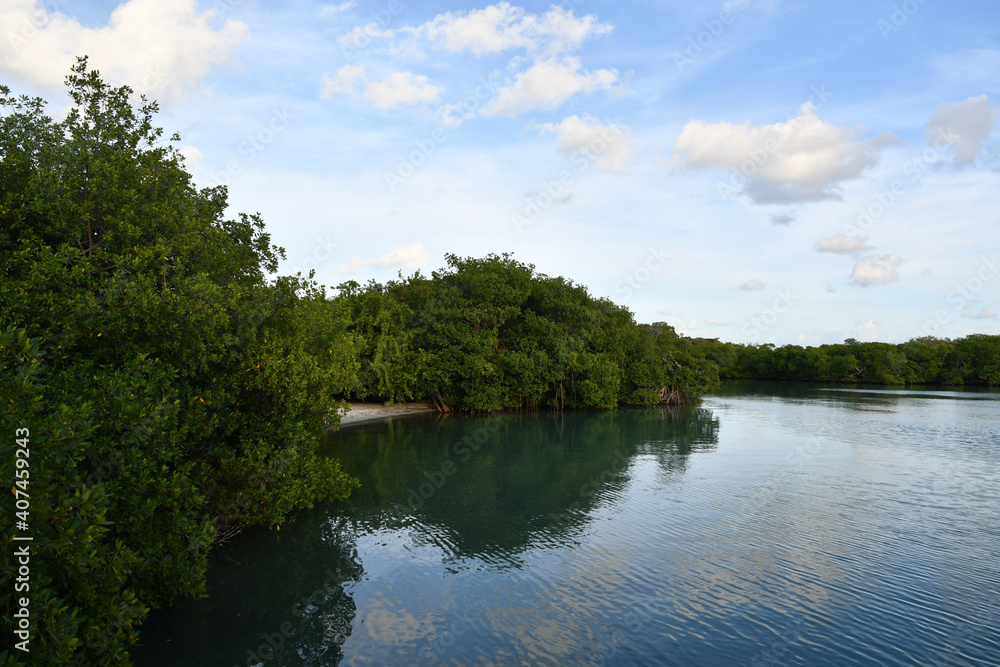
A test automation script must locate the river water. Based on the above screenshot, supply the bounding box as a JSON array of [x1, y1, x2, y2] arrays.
[[134, 382, 1000, 666]]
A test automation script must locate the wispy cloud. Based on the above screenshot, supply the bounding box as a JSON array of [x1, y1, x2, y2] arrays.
[[926, 95, 998, 166], [537, 115, 633, 172], [339, 242, 434, 274], [815, 234, 873, 255]]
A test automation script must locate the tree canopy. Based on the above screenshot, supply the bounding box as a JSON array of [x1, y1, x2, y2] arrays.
[[337, 253, 720, 411], [1, 58, 358, 665]]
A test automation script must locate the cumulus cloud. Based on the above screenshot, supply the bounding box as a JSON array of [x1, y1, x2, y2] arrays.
[[0, 0, 248, 101], [334, 3, 610, 58], [321, 65, 441, 109], [850, 254, 902, 286], [538, 115, 633, 172], [962, 306, 997, 319], [339, 242, 433, 274], [320, 1, 356, 17], [321, 64, 367, 97], [483, 57, 619, 115], [332, 4, 616, 116], [926, 95, 998, 166], [414, 2, 611, 56], [178, 145, 203, 166], [672, 103, 897, 204], [736, 279, 765, 290], [365, 71, 441, 109], [815, 234, 873, 255]]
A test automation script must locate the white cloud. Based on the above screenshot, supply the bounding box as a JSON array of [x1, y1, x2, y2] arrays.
[[339, 242, 433, 274], [815, 234, 873, 255], [483, 57, 619, 115], [417, 2, 611, 56], [962, 306, 997, 319], [321, 64, 367, 97], [926, 95, 998, 166], [0, 0, 248, 101], [320, 1, 356, 18], [178, 145, 203, 166], [334, 3, 611, 59], [671, 316, 699, 334], [736, 279, 765, 290], [705, 320, 731, 326], [337, 22, 394, 50], [672, 103, 897, 204], [538, 115, 633, 172], [321, 66, 441, 109], [365, 71, 441, 109], [850, 254, 902, 286]]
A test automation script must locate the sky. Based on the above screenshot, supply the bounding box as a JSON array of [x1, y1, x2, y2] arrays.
[[1, 0, 999, 345]]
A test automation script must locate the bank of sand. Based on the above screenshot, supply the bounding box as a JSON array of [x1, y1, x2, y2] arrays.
[[336, 402, 437, 427]]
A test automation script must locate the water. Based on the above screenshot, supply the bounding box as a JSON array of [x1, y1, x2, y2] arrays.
[[134, 382, 1000, 666]]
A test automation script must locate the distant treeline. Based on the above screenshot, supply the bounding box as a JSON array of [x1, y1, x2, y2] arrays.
[[685, 336, 1000, 386]]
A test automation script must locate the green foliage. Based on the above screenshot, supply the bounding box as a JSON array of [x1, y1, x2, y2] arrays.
[[338, 254, 720, 410], [1, 59, 358, 663], [1, 328, 146, 665], [698, 334, 1000, 386]]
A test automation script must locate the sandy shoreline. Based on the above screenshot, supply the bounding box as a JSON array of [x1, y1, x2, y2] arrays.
[[335, 401, 437, 428]]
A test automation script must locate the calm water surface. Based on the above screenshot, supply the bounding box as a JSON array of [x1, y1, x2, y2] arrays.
[[135, 382, 1000, 666]]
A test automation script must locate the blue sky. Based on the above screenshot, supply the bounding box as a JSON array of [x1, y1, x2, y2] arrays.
[[2, 0, 998, 344]]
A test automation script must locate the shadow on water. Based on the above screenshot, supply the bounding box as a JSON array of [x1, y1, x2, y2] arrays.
[[320, 406, 719, 562], [133, 506, 363, 666], [134, 405, 719, 665]]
